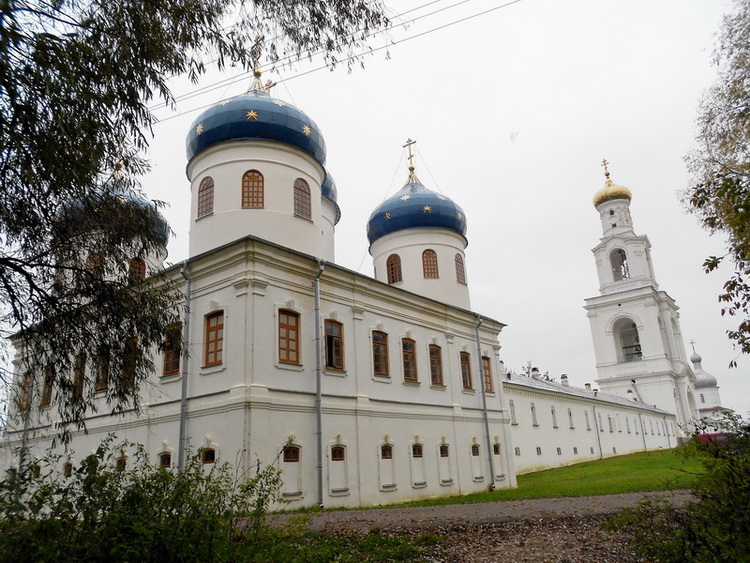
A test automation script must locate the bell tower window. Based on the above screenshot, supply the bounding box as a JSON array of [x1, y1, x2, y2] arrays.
[[610, 248, 630, 281], [455, 254, 466, 284], [614, 318, 642, 362]]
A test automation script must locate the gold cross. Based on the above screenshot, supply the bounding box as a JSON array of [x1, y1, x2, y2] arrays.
[[601, 158, 610, 179], [403, 138, 417, 168]]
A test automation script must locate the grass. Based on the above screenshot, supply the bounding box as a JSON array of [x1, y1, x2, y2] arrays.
[[387, 447, 703, 509]]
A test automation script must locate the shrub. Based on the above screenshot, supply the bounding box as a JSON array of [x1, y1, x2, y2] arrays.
[[607, 415, 750, 562], [0, 437, 282, 562]]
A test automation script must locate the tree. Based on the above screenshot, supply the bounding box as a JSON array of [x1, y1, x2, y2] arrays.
[[0, 0, 387, 435], [687, 0, 750, 358]]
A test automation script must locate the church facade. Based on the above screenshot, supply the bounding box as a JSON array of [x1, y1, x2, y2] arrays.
[[1, 73, 726, 505]]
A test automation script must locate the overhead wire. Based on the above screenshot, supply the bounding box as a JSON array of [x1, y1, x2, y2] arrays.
[[152, 0, 524, 124]]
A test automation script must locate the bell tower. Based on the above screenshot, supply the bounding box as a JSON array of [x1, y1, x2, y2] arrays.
[[583, 162, 697, 437]]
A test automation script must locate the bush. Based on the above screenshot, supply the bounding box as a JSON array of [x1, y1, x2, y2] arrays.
[[0, 438, 282, 562], [607, 415, 750, 562]]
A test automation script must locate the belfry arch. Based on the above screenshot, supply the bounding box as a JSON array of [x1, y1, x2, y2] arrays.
[[612, 317, 642, 363], [609, 248, 629, 281]]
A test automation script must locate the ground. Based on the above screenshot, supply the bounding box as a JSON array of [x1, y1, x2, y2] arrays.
[[271, 491, 692, 561]]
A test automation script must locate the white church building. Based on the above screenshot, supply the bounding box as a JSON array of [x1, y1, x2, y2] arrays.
[[1, 72, 728, 507]]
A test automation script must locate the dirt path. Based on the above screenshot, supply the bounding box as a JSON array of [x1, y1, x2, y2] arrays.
[[270, 491, 692, 562], [270, 490, 692, 533]]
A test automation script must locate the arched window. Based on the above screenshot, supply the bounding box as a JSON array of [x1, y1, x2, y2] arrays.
[[610, 248, 630, 281], [283, 446, 300, 463], [197, 176, 214, 218], [455, 254, 466, 284], [471, 444, 480, 456], [422, 249, 439, 278], [129, 257, 146, 283], [242, 170, 264, 209], [380, 444, 393, 460], [331, 446, 345, 461], [201, 448, 216, 464], [386, 254, 402, 284], [372, 331, 389, 377], [613, 318, 642, 362], [293, 178, 311, 219], [159, 453, 172, 468]]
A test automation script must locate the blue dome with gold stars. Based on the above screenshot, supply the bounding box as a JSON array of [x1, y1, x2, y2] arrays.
[[186, 74, 326, 166], [367, 173, 467, 245]]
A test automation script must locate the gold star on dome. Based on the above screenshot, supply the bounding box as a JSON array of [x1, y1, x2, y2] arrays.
[[384, 212, 391, 220], [457, 212, 463, 220], [400, 195, 411, 201], [273, 100, 286, 107], [423, 205, 432, 213], [218, 100, 230, 106], [246, 110, 258, 120], [437, 195, 447, 201], [196, 123, 204, 134], [302, 124, 312, 136]]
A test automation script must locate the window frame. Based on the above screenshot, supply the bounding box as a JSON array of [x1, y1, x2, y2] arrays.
[[324, 320, 344, 370], [283, 445, 300, 463], [386, 254, 402, 284], [162, 322, 182, 376], [411, 444, 423, 458], [422, 249, 439, 278], [380, 444, 393, 460], [197, 176, 214, 218], [460, 351, 472, 389], [293, 178, 312, 219], [439, 444, 449, 458], [429, 344, 443, 385], [455, 253, 466, 284], [372, 330, 389, 377], [242, 169, 264, 209], [331, 446, 345, 462], [482, 356, 493, 392], [402, 338, 417, 382], [204, 311, 224, 367], [278, 310, 300, 365]]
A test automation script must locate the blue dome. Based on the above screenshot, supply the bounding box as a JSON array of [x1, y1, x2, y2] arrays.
[[367, 181, 467, 245], [186, 89, 326, 166], [321, 171, 341, 226], [60, 185, 170, 247]]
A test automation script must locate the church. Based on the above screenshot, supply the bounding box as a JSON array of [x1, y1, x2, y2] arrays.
[[1, 70, 728, 507]]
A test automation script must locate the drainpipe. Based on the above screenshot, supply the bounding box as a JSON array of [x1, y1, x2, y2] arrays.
[[475, 315, 495, 490], [177, 263, 192, 472], [592, 404, 603, 460], [638, 413, 647, 451], [314, 259, 325, 508]]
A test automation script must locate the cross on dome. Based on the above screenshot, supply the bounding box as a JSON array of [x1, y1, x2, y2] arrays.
[[403, 138, 420, 183]]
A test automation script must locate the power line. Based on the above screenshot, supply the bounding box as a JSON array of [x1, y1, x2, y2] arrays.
[[153, 0, 523, 124]]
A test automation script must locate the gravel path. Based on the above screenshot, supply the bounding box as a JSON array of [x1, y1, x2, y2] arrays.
[[270, 491, 692, 561]]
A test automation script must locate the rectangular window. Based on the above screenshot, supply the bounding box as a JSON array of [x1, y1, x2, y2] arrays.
[[381, 445, 393, 460], [412, 444, 423, 458], [72, 353, 86, 398], [325, 320, 344, 370], [439, 444, 449, 458], [94, 353, 109, 392], [204, 312, 224, 367], [509, 399, 517, 424], [372, 331, 388, 377], [482, 356, 493, 392], [568, 408, 575, 429], [278, 310, 300, 364], [331, 446, 345, 461], [551, 405, 558, 428], [460, 352, 472, 389], [163, 323, 182, 376], [429, 345, 443, 385], [402, 338, 417, 381], [531, 402, 538, 426], [40, 366, 54, 407]]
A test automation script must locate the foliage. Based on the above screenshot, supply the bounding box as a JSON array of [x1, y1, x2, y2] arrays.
[[687, 0, 750, 356], [390, 448, 702, 509], [0, 0, 387, 433], [607, 416, 750, 562], [0, 438, 423, 562]]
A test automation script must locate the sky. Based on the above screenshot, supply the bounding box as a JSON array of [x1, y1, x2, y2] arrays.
[[141, 0, 749, 416]]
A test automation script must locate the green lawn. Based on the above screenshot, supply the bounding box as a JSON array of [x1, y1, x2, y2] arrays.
[[390, 448, 702, 508]]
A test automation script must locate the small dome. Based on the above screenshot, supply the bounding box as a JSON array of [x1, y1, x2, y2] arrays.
[[186, 87, 326, 166], [593, 179, 632, 208], [367, 179, 467, 245], [691, 351, 718, 389], [60, 185, 169, 247], [321, 171, 341, 226]]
